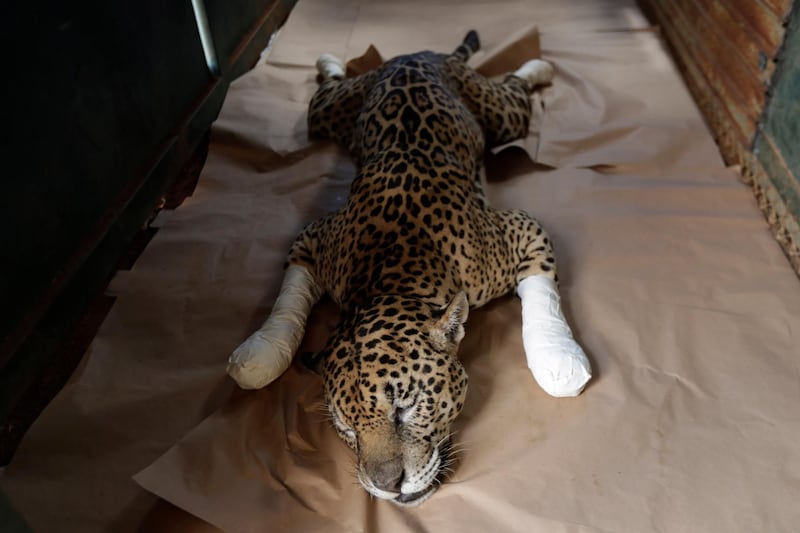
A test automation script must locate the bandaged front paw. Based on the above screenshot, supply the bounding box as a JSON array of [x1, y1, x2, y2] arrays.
[[227, 265, 324, 389], [517, 276, 591, 397]]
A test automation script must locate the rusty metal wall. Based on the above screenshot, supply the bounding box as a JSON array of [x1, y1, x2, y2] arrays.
[[640, 0, 800, 275], [640, 0, 792, 153]]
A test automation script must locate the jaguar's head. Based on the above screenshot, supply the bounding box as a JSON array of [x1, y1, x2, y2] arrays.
[[318, 292, 469, 506]]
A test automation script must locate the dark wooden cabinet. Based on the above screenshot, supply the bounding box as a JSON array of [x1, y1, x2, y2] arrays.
[[0, 0, 296, 432]]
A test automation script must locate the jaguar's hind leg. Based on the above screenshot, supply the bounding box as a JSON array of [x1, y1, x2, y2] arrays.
[[447, 57, 553, 148], [512, 59, 555, 90], [308, 54, 378, 153], [497, 209, 592, 397]]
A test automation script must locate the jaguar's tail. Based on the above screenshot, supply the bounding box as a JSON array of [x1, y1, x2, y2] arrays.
[[451, 30, 480, 62]]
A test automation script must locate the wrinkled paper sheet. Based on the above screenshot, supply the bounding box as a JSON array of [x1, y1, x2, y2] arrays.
[[3, 0, 800, 531]]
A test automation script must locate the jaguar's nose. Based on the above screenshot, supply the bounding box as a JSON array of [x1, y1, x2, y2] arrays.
[[372, 456, 404, 491]]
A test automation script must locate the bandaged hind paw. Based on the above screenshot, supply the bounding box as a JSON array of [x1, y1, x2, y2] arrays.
[[513, 59, 554, 90], [227, 265, 324, 389], [316, 53, 345, 80], [517, 276, 592, 397]]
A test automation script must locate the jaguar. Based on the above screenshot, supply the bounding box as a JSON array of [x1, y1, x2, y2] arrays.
[[227, 30, 591, 506]]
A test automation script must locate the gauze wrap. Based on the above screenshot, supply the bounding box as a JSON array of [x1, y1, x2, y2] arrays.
[[316, 54, 345, 79], [517, 276, 592, 397], [513, 59, 554, 89], [227, 265, 324, 389]]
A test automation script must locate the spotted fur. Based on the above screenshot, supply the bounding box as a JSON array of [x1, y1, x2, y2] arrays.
[[291, 31, 555, 506]]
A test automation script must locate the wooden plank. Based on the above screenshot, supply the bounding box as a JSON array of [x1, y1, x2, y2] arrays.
[[646, 0, 757, 146], [722, 0, 789, 56], [671, 0, 766, 122], [757, 0, 795, 20], [698, 0, 783, 81]]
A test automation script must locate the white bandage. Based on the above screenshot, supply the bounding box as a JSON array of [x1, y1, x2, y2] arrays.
[[517, 276, 591, 397], [227, 265, 324, 389], [513, 59, 554, 89], [316, 53, 345, 80]]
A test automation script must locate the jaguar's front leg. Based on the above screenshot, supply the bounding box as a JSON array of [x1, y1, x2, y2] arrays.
[[227, 221, 327, 389], [517, 275, 591, 397], [502, 210, 592, 397], [227, 264, 324, 389]]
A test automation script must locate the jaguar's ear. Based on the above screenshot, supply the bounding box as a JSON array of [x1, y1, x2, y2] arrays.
[[431, 291, 469, 350]]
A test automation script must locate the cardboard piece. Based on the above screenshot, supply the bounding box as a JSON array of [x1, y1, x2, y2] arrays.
[[345, 45, 384, 78]]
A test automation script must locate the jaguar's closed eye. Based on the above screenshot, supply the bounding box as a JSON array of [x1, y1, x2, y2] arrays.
[[331, 407, 356, 439]]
